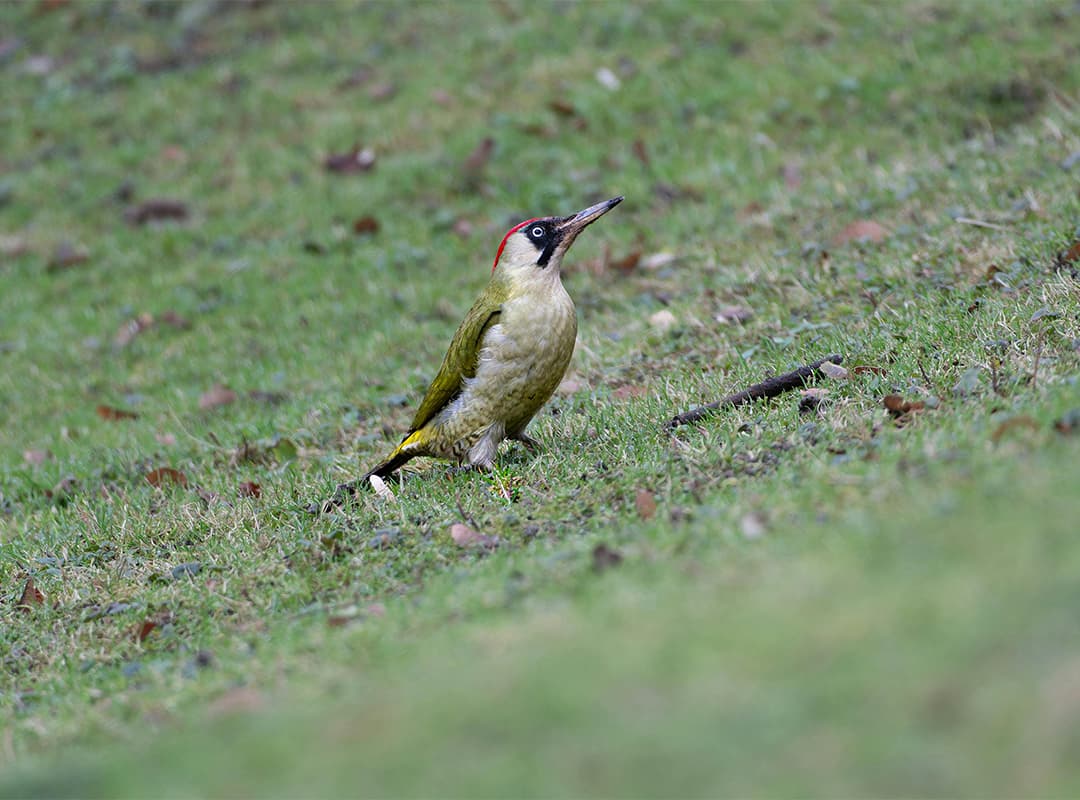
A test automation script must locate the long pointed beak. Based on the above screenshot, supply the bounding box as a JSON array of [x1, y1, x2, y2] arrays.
[[557, 196, 624, 237]]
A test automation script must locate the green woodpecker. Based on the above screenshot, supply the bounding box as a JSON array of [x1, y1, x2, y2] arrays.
[[361, 196, 623, 484]]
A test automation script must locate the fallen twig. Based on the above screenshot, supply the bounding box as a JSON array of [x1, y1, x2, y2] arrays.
[[954, 216, 1010, 231], [667, 354, 844, 429]]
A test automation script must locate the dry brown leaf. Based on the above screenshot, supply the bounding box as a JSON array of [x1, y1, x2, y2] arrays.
[[715, 305, 753, 324], [592, 543, 623, 573], [781, 161, 802, 189], [737, 201, 766, 222], [613, 384, 648, 400], [1060, 239, 1080, 265], [327, 609, 360, 628], [851, 365, 888, 376], [37, 0, 70, 14], [635, 489, 657, 520], [834, 220, 889, 246], [799, 388, 828, 415], [199, 384, 237, 410], [462, 136, 494, 175], [611, 249, 642, 273], [883, 394, 905, 413], [135, 620, 158, 642], [238, 481, 261, 499], [324, 146, 376, 174], [519, 122, 556, 138], [451, 522, 482, 546], [883, 394, 926, 421], [367, 81, 397, 102], [557, 376, 585, 396], [160, 145, 186, 162], [47, 475, 77, 499], [1054, 410, 1080, 434], [23, 449, 51, 465], [352, 216, 380, 235], [17, 577, 45, 611], [632, 138, 650, 167], [158, 310, 191, 329], [819, 361, 849, 380], [548, 99, 578, 117], [96, 404, 138, 421], [450, 522, 497, 548], [47, 240, 89, 272], [124, 199, 189, 226], [114, 312, 155, 348], [146, 467, 188, 488], [337, 66, 373, 90]]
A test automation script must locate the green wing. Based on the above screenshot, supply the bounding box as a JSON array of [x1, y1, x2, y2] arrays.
[[406, 292, 503, 433]]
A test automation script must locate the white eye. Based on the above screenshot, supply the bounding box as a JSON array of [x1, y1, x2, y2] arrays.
[[531, 226, 545, 238]]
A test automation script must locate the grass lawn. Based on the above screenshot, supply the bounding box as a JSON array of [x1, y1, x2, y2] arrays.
[[2, 1, 1079, 795]]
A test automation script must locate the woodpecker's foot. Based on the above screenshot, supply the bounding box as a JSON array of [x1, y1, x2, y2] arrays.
[[308, 479, 361, 515], [510, 433, 542, 455], [443, 462, 491, 479]]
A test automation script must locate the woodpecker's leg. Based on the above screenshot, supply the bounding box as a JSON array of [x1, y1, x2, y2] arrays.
[[509, 431, 542, 454], [442, 463, 487, 480], [467, 422, 505, 470]]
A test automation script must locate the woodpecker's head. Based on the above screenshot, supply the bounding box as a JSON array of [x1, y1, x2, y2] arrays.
[[491, 196, 623, 276]]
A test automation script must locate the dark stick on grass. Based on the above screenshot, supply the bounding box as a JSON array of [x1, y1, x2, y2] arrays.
[[667, 354, 844, 429]]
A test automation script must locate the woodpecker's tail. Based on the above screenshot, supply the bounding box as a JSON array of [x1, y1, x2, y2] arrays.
[[314, 436, 422, 513], [361, 446, 415, 482], [365, 426, 432, 481]]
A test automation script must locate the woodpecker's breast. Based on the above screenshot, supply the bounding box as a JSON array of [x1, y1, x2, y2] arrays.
[[451, 280, 577, 436]]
